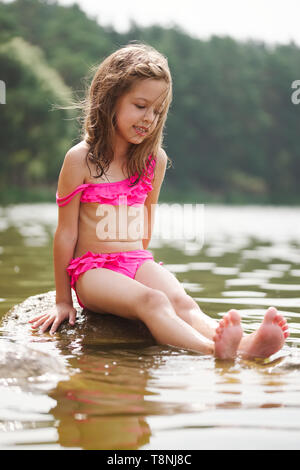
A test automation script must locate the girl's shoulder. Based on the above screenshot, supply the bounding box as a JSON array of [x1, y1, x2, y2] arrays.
[[63, 140, 90, 177], [154, 147, 168, 174], [156, 147, 168, 164], [149, 147, 169, 187], [58, 141, 90, 194], [65, 140, 90, 162]]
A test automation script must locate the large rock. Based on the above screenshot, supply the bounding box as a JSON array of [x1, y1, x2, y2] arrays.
[[0, 291, 154, 385], [1, 290, 154, 346]]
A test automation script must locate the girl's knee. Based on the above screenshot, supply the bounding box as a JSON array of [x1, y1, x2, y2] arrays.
[[169, 292, 197, 312], [139, 288, 174, 319], [143, 288, 171, 309]]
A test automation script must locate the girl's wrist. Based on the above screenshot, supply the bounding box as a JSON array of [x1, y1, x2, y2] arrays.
[[55, 287, 73, 306], [55, 299, 73, 307]]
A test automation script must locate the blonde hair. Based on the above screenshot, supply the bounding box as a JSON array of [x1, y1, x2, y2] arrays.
[[81, 42, 173, 183]]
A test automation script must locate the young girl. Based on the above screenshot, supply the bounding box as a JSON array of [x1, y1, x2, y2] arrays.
[[30, 43, 289, 359]]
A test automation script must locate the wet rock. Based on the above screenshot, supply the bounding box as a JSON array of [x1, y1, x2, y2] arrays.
[[0, 291, 154, 386], [1, 290, 154, 347], [0, 340, 67, 380]]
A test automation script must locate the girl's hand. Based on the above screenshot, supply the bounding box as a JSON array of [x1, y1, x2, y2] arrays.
[[29, 302, 76, 335]]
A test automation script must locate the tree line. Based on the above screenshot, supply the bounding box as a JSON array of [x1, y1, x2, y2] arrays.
[[1, 0, 300, 204]]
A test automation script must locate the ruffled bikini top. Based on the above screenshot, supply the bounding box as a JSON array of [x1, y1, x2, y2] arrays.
[[56, 155, 156, 207]]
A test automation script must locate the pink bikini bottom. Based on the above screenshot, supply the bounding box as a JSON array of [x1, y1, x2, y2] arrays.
[[67, 249, 163, 309]]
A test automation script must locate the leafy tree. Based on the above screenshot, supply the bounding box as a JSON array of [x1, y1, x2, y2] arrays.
[[1, 0, 300, 203], [0, 36, 74, 191]]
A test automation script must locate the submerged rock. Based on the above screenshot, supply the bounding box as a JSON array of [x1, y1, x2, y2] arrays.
[[0, 340, 68, 383]]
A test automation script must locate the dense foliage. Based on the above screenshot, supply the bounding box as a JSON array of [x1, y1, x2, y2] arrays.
[[1, 0, 300, 204]]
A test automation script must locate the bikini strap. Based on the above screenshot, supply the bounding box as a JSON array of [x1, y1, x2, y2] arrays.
[[56, 183, 90, 207]]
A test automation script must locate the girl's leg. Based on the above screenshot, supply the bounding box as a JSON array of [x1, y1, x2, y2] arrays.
[[75, 267, 215, 355], [134, 261, 289, 358], [134, 260, 218, 339]]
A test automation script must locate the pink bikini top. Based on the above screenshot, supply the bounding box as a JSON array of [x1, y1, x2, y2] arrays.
[[56, 155, 156, 207]]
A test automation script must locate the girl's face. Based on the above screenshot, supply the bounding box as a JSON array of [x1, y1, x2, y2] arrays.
[[114, 78, 167, 148]]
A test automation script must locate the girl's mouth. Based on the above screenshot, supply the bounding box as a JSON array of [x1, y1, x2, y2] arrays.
[[133, 126, 148, 136]]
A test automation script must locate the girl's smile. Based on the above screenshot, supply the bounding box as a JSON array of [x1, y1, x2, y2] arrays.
[[133, 125, 149, 136]]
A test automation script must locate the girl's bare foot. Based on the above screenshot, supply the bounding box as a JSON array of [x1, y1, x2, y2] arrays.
[[238, 307, 289, 359], [213, 310, 243, 360]]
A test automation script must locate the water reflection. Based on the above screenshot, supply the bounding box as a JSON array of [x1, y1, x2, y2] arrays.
[[0, 204, 300, 449], [49, 351, 153, 449], [46, 344, 294, 450]]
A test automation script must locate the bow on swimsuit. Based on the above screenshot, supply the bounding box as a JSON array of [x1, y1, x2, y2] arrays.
[[56, 155, 163, 309]]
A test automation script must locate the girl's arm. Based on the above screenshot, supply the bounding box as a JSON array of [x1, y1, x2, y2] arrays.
[[54, 148, 85, 304], [53, 228, 77, 305], [29, 146, 86, 333], [143, 148, 168, 250]]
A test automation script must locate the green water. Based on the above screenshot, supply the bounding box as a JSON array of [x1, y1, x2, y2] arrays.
[[0, 203, 300, 449]]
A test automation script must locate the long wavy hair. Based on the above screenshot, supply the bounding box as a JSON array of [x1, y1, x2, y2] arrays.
[[81, 42, 173, 184]]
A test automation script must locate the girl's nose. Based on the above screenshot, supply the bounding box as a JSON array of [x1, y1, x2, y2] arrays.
[[143, 108, 155, 123]]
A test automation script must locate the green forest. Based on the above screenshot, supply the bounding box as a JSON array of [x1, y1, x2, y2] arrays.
[[1, 0, 300, 204]]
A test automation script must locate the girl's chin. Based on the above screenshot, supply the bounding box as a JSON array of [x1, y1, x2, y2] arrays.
[[129, 134, 147, 143], [116, 129, 149, 145]]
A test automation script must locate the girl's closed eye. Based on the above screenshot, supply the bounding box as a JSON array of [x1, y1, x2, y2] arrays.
[[135, 104, 160, 115]]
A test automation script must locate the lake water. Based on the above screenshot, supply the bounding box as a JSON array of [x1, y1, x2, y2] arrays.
[[0, 203, 300, 450]]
